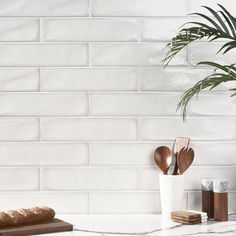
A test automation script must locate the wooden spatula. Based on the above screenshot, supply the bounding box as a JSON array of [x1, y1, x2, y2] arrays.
[[177, 147, 194, 174], [171, 137, 190, 175]]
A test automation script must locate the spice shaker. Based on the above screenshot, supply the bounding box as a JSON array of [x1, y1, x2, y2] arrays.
[[213, 179, 228, 221], [201, 179, 214, 218]]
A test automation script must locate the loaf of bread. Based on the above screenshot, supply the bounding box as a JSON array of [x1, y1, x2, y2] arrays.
[[0, 206, 55, 227]]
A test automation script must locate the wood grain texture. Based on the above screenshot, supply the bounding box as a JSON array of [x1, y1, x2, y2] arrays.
[[202, 190, 214, 219], [177, 147, 194, 175], [0, 218, 73, 236], [171, 218, 201, 224], [214, 192, 228, 221], [171, 216, 201, 222], [173, 137, 190, 154], [172, 137, 190, 175], [154, 146, 172, 174], [171, 211, 201, 220]]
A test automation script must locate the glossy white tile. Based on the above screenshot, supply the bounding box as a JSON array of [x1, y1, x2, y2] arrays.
[[91, 43, 187, 66], [0, 93, 88, 116], [189, 43, 236, 66], [0, 19, 39, 41], [0, 44, 88, 66], [0, 118, 39, 141], [41, 68, 137, 91], [140, 68, 213, 91], [41, 118, 137, 141], [0, 168, 39, 190], [190, 94, 236, 116], [141, 117, 236, 140], [91, 0, 187, 16], [0, 143, 88, 166], [0, 192, 88, 213], [141, 18, 187, 41], [0, 0, 89, 16], [42, 18, 138, 42], [41, 167, 138, 190], [189, 0, 236, 16], [90, 93, 181, 115], [90, 192, 161, 213], [191, 141, 236, 165], [90, 143, 160, 166], [0, 69, 39, 91]]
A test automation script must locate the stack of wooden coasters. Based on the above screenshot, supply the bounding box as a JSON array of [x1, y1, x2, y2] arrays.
[[171, 211, 202, 224], [186, 210, 208, 223]]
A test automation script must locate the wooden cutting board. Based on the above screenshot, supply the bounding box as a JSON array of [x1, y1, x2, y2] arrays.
[[0, 218, 73, 236]]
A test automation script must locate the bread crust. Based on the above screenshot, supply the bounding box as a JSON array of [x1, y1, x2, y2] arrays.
[[0, 206, 55, 228], [0, 212, 13, 227]]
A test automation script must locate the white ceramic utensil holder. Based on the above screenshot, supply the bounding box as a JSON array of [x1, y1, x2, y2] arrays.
[[159, 174, 185, 217]]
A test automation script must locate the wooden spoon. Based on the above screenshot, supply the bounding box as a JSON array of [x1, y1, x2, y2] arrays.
[[154, 146, 172, 175], [177, 147, 194, 175], [172, 137, 190, 175]]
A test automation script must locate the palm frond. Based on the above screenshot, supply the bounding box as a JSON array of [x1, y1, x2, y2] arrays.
[[163, 4, 236, 66], [177, 62, 236, 120]]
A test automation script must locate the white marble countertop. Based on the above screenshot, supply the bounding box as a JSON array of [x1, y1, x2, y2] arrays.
[[42, 214, 236, 236]]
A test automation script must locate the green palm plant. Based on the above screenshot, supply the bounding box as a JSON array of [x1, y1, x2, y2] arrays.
[[163, 4, 236, 120]]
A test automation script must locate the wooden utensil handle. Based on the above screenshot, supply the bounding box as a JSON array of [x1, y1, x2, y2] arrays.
[[173, 153, 178, 175], [163, 170, 168, 175]]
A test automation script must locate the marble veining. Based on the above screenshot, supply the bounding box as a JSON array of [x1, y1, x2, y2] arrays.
[[45, 214, 236, 236]]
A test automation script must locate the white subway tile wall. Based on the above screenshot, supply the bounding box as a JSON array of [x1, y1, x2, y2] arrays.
[[0, 69, 39, 91], [90, 43, 187, 66], [42, 18, 139, 42], [0, 19, 39, 41], [0, 0, 236, 214]]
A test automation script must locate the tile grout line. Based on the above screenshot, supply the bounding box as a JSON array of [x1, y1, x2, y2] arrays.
[[88, 0, 92, 17], [187, 191, 189, 210], [187, 0, 190, 15], [38, 168, 41, 191], [88, 42, 91, 67], [88, 92, 91, 115], [0, 115, 234, 119], [187, 0, 190, 67], [1, 190, 236, 193], [88, 192, 91, 214], [138, 17, 141, 42], [0, 16, 197, 19], [137, 68, 141, 92], [38, 117, 41, 141], [39, 18, 42, 42], [137, 118, 141, 141], [2, 165, 236, 168], [38, 68, 41, 91], [3, 165, 236, 168], [138, 168, 141, 191], [0, 91, 231, 94], [88, 142, 91, 166], [0, 65, 207, 68]]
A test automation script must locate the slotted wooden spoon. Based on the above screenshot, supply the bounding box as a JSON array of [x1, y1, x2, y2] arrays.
[[171, 137, 190, 175], [177, 147, 194, 175], [154, 146, 172, 175]]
